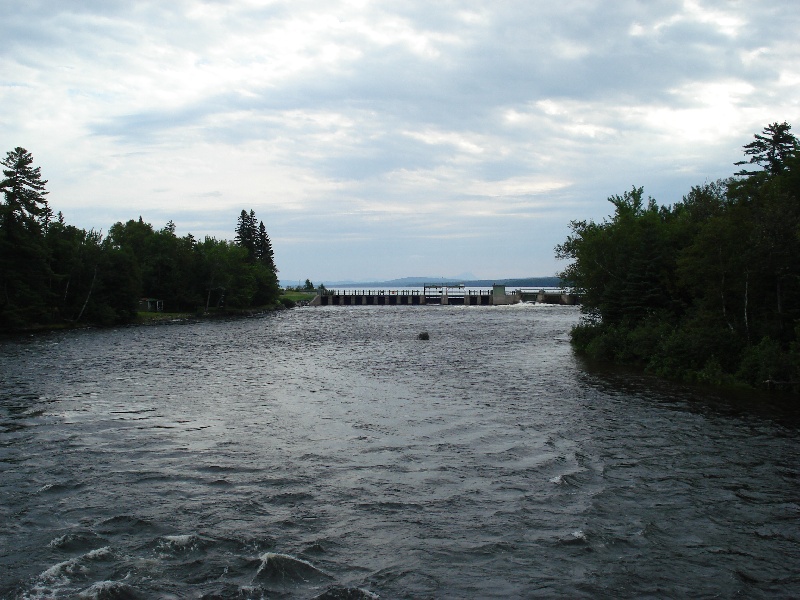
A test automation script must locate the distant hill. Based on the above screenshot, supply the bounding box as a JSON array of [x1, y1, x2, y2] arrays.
[[319, 276, 562, 288]]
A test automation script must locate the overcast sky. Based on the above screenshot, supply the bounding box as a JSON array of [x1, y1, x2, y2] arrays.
[[2, 1, 798, 283]]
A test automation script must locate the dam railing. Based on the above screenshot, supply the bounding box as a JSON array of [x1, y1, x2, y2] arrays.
[[308, 286, 579, 306]]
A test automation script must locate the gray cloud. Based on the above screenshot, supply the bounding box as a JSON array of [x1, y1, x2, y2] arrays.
[[2, 0, 798, 281]]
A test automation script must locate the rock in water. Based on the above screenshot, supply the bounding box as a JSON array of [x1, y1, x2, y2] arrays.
[[418, 332, 430, 340]]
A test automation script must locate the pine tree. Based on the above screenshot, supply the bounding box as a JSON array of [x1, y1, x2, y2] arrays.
[[257, 220, 277, 273], [735, 122, 798, 177], [234, 209, 257, 262], [1, 147, 50, 234], [0, 148, 52, 328]]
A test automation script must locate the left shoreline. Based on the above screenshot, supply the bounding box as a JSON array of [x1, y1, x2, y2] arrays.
[[0, 304, 292, 337]]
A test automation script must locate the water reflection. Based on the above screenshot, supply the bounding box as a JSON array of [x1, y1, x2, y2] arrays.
[[576, 355, 800, 429]]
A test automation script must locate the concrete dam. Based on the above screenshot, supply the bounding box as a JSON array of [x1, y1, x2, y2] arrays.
[[309, 285, 580, 307]]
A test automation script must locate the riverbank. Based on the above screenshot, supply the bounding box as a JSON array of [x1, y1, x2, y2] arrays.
[[0, 299, 302, 336]]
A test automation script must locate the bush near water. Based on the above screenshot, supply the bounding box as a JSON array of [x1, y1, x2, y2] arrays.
[[557, 123, 800, 393]]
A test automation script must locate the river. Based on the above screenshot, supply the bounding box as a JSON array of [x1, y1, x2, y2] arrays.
[[1, 304, 798, 598]]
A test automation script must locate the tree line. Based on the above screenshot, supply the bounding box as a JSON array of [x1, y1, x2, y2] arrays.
[[0, 147, 280, 331], [556, 123, 800, 393]]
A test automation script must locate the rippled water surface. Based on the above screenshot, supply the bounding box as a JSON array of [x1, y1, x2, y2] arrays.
[[1, 304, 799, 598]]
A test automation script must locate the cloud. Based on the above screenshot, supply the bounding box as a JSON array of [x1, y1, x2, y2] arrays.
[[1, 0, 799, 280]]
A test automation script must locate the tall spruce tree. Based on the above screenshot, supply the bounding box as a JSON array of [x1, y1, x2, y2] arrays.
[[1, 147, 51, 234], [234, 209, 257, 262], [257, 220, 277, 274], [0, 148, 53, 328]]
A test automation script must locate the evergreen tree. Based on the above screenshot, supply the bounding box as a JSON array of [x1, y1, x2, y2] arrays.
[[0, 147, 50, 234], [0, 148, 52, 328], [254, 217, 280, 304], [234, 209, 257, 262], [735, 122, 798, 177], [257, 220, 277, 273]]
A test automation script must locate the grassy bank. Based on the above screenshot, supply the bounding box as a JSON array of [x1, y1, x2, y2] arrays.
[[281, 291, 317, 302]]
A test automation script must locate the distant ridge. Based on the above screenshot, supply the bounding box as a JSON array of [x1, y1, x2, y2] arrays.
[[319, 276, 563, 288]]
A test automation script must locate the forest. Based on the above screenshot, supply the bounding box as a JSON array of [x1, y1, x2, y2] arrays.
[[557, 122, 800, 393], [0, 147, 280, 332]]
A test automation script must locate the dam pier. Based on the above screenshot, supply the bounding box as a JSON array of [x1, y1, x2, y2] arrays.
[[309, 284, 580, 307]]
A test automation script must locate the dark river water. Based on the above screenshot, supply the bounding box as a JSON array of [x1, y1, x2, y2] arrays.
[[1, 304, 799, 599]]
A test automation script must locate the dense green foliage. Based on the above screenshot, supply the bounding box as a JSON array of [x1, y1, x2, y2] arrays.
[[556, 123, 800, 393], [0, 148, 281, 331]]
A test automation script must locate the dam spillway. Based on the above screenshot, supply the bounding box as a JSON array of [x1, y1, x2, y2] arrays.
[[309, 285, 580, 307]]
